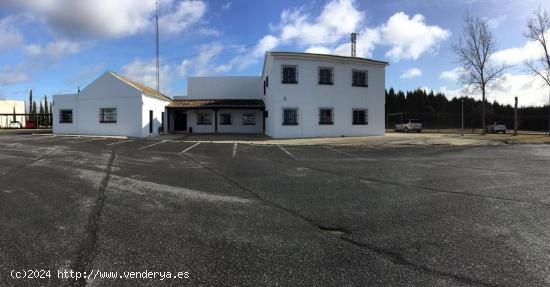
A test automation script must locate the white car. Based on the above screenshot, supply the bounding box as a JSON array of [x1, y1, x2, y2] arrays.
[[487, 121, 507, 134], [395, 119, 423, 133], [8, 121, 22, 129]]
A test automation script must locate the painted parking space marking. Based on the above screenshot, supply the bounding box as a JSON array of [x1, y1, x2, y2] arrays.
[[106, 139, 133, 146], [73, 138, 105, 144], [277, 145, 296, 159], [181, 142, 201, 154], [138, 140, 166, 150], [324, 146, 358, 158], [232, 142, 238, 158]]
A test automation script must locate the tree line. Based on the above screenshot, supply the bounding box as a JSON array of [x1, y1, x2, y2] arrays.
[[385, 88, 549, 131], [28, 89, 53, 127]]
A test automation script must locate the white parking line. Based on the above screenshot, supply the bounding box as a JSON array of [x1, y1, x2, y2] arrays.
[[277, 145, 296, 159], [74, 138, 105, 144], [324, 146, 357, 158], [138, 140, 166, 150], [232, 142, 238, 158], [181, 142, 200, 154], [106, 139, 133, 146]]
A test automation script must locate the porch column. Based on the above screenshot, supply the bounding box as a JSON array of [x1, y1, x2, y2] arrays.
[[214, 109, 218, 133]]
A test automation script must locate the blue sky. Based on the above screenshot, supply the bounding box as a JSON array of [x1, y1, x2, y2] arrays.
[[1, 0, 550, 106]]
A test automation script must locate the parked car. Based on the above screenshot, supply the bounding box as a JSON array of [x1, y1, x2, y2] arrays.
[[8, 121, 22, 129], [395, 119, 423, 133], [487, 121, 507, 134]]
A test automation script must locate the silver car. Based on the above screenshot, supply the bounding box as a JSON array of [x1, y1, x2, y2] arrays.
[[395, 119, 423, 133], [487, 121, 507, 134]]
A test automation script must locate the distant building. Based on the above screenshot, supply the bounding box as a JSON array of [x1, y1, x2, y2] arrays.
[[0, 100, 26, 128], [53, 52, 388, 138]]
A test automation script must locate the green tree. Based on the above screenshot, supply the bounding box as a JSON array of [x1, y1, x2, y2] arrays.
[[12, 106, 16, 122], [28, 89, 33, 121], [44, 95, 49, 126], [39, 102, 44, 127], [32, 101, 37, 123]]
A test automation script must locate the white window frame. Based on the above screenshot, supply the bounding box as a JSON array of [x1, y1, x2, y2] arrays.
[[318, 107, 334, 125], [197, 112, 212, 125], [59, 109, 73, 124], [242, 113, 256, 126]]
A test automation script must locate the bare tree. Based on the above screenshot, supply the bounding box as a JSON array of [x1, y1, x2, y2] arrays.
[[453, 13, 507, 135], [525, 8, 550, 136]]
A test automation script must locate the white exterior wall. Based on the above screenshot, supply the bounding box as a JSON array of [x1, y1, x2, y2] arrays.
[[188, 77, 262, 99], [217, 109, 263, 133], [185, 109, 263, 134], [140, 94, 170, 137], [52, 94, 78, 134], [53, 72, 170, 138], [263, 55, 386, 138], [0, 100, 26, 128]]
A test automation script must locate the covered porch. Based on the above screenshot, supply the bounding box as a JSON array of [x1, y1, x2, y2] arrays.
[[165, 99, 266, 134]]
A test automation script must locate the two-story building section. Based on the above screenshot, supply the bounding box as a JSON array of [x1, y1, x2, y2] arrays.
[[53, 51, 388, 138], [261, 52, 388, 138]]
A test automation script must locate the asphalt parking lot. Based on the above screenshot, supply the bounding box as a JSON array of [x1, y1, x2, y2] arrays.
[[1, 134, 550, 286]]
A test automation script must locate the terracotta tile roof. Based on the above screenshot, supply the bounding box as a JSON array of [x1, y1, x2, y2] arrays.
[[168, 99, 265, 109], [109, 71, 172, 102]]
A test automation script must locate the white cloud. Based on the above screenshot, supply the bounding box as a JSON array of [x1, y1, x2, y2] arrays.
[[25, 40, 84, 60], [0, 15, 23, 51], [492, 36, 546, 65], [0, 65, 31, 86], [1, 0, 206, 38], [438, 73, 550, 106], [160, 0, 207, 34], [122, 58, 174, 95], [121, 43, 225, 94], [401, 68, 422, 79], [486, 15, 507, 29], [380, 12, 450, 61], [439, 67, 465, 81], [222, 2, 232, 11]]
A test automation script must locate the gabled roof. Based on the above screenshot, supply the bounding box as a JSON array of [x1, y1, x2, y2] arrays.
[[109, 71, 172, 102], [168, 99, 265, 109]]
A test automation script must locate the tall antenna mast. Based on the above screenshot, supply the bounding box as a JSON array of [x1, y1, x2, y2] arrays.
[[351, 32, 357, 57], [155, 0, 160, 92]]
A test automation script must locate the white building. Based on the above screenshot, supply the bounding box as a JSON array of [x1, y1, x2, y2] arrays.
[[53, 71, 171, 137], [0, 100, 26, 128], [54, 52, 388, 138]]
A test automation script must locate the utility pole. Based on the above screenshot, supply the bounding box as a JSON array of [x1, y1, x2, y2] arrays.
[[514, 96, 518, 136], [351, 33, 357, 57], [461, 98, 464, 136], [155, 0, 160, 93]]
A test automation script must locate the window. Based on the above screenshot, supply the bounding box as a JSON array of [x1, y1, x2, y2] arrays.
[[197, 112, 212, 125], [281, 65, 298, 84], [59, 109, 73, 123], [220, 113, 232, 125], [319, 67, 334, 85], [242, 113, 256, 125], [99, 108, 117, 123], [352, 109, 368, 125], [319, 108, 334, 125], [282, 108, 299, 125], [352, 70, 368, 87], [266, 76, 269, 87], [149, 110, 153, 133], [263, 80, 266, 95]]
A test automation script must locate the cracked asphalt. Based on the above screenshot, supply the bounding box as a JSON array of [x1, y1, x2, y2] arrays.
[[1, 134, 550, 286]]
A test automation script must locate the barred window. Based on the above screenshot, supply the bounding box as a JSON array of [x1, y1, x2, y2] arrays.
[[59, 109, 73, 123], [319, 108, 334, 125], [352, 70, 368, 87], [319, 67, 334, 85], [220, 113, 232, 125], [281, 65, 298, 84], [197, 112, 212, 125], [352, 109, 368, 125], [242, 113, 256, 125], [282, 108, 299, 125], [99, 108, 117, 123]]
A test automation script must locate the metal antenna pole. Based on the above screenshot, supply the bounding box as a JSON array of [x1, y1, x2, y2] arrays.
[[351, 33, 357, 57], [155, 0, 160, 92]]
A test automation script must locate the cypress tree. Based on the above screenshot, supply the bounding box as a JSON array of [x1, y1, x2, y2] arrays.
[[44, 96, 49, 126], [12, 106, 16, 122], [29, 90, 33, 121], [39, 102, 44, 127], [32, 101, 37, 123]]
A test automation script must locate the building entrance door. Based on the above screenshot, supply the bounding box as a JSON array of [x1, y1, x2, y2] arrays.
[[174, 110, 187, 131]]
